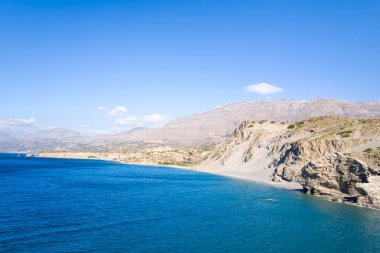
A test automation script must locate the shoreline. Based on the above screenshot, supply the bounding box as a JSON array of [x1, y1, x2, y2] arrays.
[[36, 153, 304, 191], [35, 153, 380, 210], [173, 166, 302, 191]]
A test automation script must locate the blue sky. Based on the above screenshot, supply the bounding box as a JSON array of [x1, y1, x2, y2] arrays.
[[1, 0, 379, 133]]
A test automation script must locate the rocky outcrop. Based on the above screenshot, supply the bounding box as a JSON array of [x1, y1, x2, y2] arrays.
[[300, 153, 379, 197], [199, 116, 380, 208]]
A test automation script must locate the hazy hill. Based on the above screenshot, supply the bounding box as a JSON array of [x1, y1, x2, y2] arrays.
[[29, 128, 82, 140]]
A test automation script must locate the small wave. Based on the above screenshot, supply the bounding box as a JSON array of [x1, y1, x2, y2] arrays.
[[263, 198, 278, 202]]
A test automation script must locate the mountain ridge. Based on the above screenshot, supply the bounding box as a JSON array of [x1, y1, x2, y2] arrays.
[[117, 98, 380, 146], [2, 98, 380, 152]]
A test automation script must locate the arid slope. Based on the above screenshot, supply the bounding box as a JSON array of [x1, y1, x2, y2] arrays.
[[197, 117, 380, 208]]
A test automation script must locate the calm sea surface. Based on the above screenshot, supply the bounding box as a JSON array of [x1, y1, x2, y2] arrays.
[[0, 153, 380, 252]]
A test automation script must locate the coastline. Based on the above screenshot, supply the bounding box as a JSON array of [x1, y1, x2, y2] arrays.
[[36, 153, 380, 210], [174, 165, 302, 191], [37, 153, 303, 191]]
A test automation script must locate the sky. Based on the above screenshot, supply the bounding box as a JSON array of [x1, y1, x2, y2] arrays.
[[1, 0, 379, 134]]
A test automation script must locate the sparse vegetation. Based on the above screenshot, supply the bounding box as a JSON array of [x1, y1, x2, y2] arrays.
[[337, 130, 353, 135], [296, 121, 304, 127], [337, 130, 353, 138], [364, 148, 373, 153], [287, 124, 296, 129], [246, 121, 255, 128], [159, 161, 193, 167], [259, 120, 267, 124], [270, 121, 275, 124]]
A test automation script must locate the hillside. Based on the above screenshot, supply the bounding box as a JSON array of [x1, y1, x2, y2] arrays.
[[196, 116, 380, 208]]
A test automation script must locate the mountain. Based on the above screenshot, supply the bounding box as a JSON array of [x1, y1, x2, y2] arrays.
[[196, 116, 380, 208], [0, 128, 86, 153], [368, 100, 380, 106], [2, 98, 380, 152], [29, 128, 82, 140], [0, 131, 20, 143], [119, 99, 380, 147]]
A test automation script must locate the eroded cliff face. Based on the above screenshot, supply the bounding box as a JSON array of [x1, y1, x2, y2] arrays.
[[199, 116, 380, 208]]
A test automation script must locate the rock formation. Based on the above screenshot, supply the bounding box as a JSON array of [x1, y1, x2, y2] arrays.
[[198, 116, 380, 208]]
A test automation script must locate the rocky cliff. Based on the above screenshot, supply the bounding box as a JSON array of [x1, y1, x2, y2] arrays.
[[198, 116, 380, 208]]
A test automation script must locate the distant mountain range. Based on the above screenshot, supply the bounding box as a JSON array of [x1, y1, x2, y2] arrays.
[[1, 98, 380, 152]]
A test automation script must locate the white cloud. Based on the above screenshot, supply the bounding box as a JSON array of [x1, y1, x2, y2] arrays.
[[0, 117, 36, 127], [111, 113, 172, 128], [143, 114, 169, 123], [215, 102, 231, 109], [245, 83, 283, 95], [11, 117, 36, 126], [98, 105, 107, 111], [115, 116, 138, 126], [108, 106, 127, 117]]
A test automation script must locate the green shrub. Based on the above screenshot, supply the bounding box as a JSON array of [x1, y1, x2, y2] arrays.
[[259, 120, 267, 124], [287, 124, 296, 129], [337, 130, 353, 135], [270, 121, 275, 124], [337, 130, 353, 138], [296, 121, 304, 126], [364, 148, 373, 153]]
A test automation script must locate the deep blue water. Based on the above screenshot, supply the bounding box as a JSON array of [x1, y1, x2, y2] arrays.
[[0, 153, 380, 252]]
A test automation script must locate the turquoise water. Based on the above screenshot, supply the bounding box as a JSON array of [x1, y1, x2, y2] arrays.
[[1, 154, 380, 252]]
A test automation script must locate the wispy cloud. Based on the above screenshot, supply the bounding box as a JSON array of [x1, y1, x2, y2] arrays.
[[143, 114, 169, 123], [215, 102, 231, 109], [245, 83, 283, 95], [113, 113, 170, 128], [0, 117, 36, 128], [97, 105, 107, 111], [115, 116, 138, 126], [108, 106, 127, 117]]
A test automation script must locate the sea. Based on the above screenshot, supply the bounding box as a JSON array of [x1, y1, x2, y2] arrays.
[[0, 153, 380, 252]]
